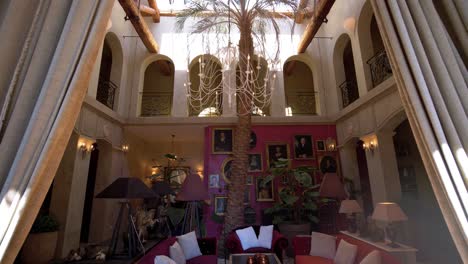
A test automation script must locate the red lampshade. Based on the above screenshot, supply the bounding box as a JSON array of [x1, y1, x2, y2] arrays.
[[176, 173, 209, 201], [319, 173, 347, 199]]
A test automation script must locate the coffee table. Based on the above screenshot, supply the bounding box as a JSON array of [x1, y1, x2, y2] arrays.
[[229, 253, 281, 264]]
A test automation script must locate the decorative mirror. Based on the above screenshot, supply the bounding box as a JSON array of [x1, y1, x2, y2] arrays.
[[221, 157, 234, 184]]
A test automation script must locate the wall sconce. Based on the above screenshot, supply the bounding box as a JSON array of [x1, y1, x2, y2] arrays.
[[121, 144, 129, 153], [363, 139, 377, 154], [78, 141, 87, 159], [325, 137, 337, 151]]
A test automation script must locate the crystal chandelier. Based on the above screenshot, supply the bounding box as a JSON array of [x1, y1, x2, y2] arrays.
[[183, 1, 279, 116]]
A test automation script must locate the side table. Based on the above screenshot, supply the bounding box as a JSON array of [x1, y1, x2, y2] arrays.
[[340, 231, 417, 264]]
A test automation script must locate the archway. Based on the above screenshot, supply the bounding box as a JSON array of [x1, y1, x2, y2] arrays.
[[140, 57, 175, 116], [96, 32, 123, 110], [283, 58, 317, 115], [333, 34, 359, 109], [188, 54, 223, 116]]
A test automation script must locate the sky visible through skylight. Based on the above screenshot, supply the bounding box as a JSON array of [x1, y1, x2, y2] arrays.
[[157, 0, 299, 13]]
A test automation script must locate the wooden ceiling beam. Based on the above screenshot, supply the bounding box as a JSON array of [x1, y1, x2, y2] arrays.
[[118, 0, 159, 53], [295, 0, 309, 24], [148, 0, 161, 23], [139, 4, 156, 16], [298, 0, 335, 53]]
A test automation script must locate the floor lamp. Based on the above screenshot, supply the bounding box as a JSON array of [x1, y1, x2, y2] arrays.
[[176, 173, 209, 237], [96, 177, 157, 258], [319, 173, 347, 234]]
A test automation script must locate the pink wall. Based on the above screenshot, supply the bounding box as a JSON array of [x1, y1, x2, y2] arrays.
[[202, 124, 337, 238]]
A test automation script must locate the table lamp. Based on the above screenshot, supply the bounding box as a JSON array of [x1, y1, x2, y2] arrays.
[[339, 199, 362, 233], [372, 202, 408, 248], [319, 173, 347, 234]]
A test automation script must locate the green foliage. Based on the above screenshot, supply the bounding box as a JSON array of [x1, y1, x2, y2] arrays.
[[264, 160, 320, 224], [30, 214, 59, 233]]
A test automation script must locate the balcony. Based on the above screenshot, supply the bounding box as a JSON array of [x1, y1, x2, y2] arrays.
[[367, 50, 393, 88], [339, 79, 359, 108], [96, 78, 117, 110]]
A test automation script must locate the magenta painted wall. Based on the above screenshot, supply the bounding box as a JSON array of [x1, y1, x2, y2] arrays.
[[202, 124, 338, 238]]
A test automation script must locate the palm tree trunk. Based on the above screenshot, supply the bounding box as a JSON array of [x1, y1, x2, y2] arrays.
[[224, 20, 254, 234]]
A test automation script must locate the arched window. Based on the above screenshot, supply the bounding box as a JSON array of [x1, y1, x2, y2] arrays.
[[358, 1, 392, 89], [96, 33, 123, 110], [334, 34, 359, 109], [283, 59, 317, 115], [236, 56, 270, 116], [140, 59, 174, 116], [188, 55, 223, 117]]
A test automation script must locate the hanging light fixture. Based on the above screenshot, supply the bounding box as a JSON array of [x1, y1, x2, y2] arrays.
[[183, 0, 279, 116]]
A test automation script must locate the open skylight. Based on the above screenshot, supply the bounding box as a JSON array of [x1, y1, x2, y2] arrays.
[[157, 0, 299, 13]]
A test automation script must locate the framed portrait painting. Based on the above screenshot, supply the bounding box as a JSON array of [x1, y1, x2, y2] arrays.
[[318, 155, 338, 174], [316, 140, 326, 152], [266, 142, 290, 168], [293, 135, 314, 159], [248, 153, 263, 172], [214, 196, 227, 216], [212, 128, 233, 154], [256, 177, 274, 202], [208, 174, 220, 188]]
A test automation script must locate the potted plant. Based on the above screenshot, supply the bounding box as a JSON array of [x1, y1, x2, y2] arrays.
[[263, 159, 321, 256], [21, 214, 59, 264]]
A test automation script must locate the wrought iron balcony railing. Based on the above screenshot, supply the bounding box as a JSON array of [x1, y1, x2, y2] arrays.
[[339, 79, 359, 108], [367, 50, 392, 87], [96, 78, 117, 110]]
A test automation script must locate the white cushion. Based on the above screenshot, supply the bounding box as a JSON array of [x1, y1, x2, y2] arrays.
[[169, 242, 186, 264], [177, 231, 202, 260], [309, 232, 336, 259], [360, 250, 381, 264], [235, 226, 259, 250], [257, 225, 273, 249], [154, 255, 177, 264], [334, 239, 358, 264]]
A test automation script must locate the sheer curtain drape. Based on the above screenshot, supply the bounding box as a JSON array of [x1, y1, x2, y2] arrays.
[[370, 0, 467, 261], [0, 1, 114, 263]]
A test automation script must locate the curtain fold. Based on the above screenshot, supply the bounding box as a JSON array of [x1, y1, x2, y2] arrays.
[[0, 1, 114, 263], [370, 0, 467, 261]]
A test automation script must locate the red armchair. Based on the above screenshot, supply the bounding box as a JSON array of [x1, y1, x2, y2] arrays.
[[293, 234, 401, 264], [225, 225, 288, 262], [136, 237, 217, 264]]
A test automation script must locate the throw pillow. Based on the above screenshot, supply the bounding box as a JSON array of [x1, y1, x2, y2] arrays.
[[309, 232, 336, 259], [360, 250, 381, 264], [169, 242, 186, 264], [154, 255, 177, 264], [257, 225, 273, 249], [177, 231, 202, 260], [235, 226, 259, 250], [334, 239, 358, 264]]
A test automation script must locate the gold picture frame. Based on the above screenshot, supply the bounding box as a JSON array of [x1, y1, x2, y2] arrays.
[[221, 157, 234, 184], [266, 142, 291, 168], [212, 128, 233, 154], [248, 153, 263, 172], [214, 196, 227, 216], [256, 177, 274, 202]]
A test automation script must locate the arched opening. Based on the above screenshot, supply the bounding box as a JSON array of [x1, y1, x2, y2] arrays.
[[358, 1, 392, 89], [334, 34, 359, 109], [140, 59, 175, 116], [392, 120, 461, 263], [188, 55, 223, 117], [236, 56, 270, 116], [96, 32, 123, 110], [283, 59, 317, 115]]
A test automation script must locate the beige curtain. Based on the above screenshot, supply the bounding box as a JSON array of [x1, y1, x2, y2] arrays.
[[370, 0, 467, 261], [0, 1, 114, 263]]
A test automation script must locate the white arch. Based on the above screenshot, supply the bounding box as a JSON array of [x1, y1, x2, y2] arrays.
[[357, 0, 376, 91], [137, 54, 175, 116], [103, 31, 124, 111], [283, 54, 321, 115]]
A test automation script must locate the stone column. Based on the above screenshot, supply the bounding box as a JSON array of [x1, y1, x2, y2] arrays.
[[364, 131, 401, 204]]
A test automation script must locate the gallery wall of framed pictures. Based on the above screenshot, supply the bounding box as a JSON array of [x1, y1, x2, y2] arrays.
[[203, 124, 338, 237]]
